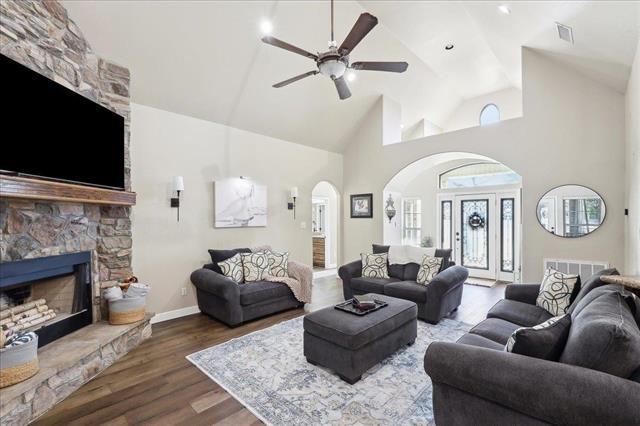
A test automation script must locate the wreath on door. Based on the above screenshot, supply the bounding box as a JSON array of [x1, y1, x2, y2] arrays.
[[468, 212, 485, 229]]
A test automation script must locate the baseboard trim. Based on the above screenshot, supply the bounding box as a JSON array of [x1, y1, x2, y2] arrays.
[[151, 305, 201, 324]]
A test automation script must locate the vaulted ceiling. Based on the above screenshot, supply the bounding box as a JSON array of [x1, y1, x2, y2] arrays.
[[63, 1, 639, 153]]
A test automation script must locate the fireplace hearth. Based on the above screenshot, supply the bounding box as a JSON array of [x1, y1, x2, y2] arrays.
[[0, 251, 92, 347]]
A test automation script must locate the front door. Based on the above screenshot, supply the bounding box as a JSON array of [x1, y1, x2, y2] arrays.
[[454, 194, 496, 279]]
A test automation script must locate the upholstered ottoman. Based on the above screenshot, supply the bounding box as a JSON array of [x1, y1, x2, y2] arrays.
[[303, 294, 417, 384]]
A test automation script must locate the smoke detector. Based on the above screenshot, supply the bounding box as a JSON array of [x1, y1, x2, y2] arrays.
[[556, 22, 574, 44]]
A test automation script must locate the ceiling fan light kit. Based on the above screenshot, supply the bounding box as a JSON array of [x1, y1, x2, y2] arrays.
[[261, 0, 408, 100]]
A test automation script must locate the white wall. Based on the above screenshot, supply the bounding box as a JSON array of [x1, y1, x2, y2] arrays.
[[342, 48, 626, 282], [312, 181, 340, 267], [131, 104, 343, 315], [442, 87, 523, 133], [625, 39, 640, 275]]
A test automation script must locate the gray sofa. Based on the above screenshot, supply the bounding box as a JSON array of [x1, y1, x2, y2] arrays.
[[424, 268, 640, 425], [190, 248, 304, 327], [338, 245, 468, 324]]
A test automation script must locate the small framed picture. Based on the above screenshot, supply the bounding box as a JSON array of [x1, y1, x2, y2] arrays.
[[350, 193, 373, 218]]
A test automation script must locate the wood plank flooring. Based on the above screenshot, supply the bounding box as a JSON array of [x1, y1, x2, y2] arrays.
[[34, 279, 504, 425]]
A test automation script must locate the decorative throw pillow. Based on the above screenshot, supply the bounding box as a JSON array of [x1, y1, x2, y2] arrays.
[[240, 252, 270, 282], [505, 314, 572, 360], [536, 268, 580, 316], [361, 253, 389, 278], [416, 256, 443, 285], [218, 253, 244, 283], [267, 251, 289, 278]]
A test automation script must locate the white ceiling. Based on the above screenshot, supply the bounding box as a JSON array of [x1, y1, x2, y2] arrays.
[[63, 1, 639, 153]]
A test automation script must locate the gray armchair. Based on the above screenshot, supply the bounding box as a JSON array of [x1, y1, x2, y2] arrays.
[[338, 246, 468, 324], [191, 249, 309, 327]]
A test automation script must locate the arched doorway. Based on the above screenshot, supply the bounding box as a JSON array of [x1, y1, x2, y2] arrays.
[[311, 181, 340, 274], [383, 152, 523, 283]]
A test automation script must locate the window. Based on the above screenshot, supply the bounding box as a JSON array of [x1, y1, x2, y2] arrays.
[[479, 103, 500, 126], [440, 200, 452, 250], [500, 198, 514, 272], [402, 198, 422, 246], [563, 198, 603, 237], [439, 162, 521, 189]]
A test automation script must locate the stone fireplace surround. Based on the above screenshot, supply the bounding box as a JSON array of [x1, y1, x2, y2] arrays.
[[0, 1, 150, 424]]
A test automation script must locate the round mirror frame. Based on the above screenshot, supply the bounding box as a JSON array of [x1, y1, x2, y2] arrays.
[[536, 184, 606, 238]]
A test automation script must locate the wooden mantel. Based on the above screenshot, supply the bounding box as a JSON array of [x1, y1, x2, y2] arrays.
[[0, 175, 136, 206]]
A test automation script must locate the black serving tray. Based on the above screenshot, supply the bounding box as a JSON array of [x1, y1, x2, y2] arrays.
[[334, 299, 388, 316]]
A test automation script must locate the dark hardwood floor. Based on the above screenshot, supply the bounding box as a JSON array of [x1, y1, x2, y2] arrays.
[[35, 280, 504, 425]]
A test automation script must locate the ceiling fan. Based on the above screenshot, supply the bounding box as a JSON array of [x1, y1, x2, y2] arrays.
[[261, 0, 408, 100]]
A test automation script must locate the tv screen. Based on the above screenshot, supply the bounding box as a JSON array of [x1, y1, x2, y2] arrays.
[[0, 54, 126, 190]]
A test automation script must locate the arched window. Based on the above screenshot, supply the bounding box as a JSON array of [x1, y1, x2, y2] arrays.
[[439, 162, 521, 189], [479, 103, 500, 126]]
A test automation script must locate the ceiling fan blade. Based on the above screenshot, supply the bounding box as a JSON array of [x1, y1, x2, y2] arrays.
[[272, 70, 319, 88], [261, 36, 318, 60], [351, 61, 409, 73], [338, 13, 378, 56], [332, 76, 351, 100]]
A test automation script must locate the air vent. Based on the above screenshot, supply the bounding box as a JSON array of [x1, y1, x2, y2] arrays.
[[543, 258, 608, 280], [556, 22, 574, 44]]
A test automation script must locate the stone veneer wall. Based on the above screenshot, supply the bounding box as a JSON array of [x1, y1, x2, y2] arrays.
[[0, 0, 132, 320]]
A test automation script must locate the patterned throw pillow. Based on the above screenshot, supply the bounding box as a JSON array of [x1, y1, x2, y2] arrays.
[[267, 251, 289, 278], [536, 268, 580, 316], [241, 252, 270, 282], [217, 253, 244, 283], [361, 253, 389, 278], [416, 255, 443, 285], [505, 314, 572, 360]]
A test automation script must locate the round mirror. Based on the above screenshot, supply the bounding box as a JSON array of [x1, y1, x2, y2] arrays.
[[536, 185, 606, 238]]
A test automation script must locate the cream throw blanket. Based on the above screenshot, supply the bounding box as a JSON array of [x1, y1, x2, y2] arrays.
[[388, 245, 437, 265], [251, 246, 312, 303]]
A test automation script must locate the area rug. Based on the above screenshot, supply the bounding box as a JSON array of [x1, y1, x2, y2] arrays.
[[187, 316, 471, 425]]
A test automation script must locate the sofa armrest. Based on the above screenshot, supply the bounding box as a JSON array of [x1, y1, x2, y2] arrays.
[[424, 342, 640, 425], [426, 265, 468, 298], [338, 260, 362, 299], [504, 283, 541, 305], [190, 268, 240, 302]]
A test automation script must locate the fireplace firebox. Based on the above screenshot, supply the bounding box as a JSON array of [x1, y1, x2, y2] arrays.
[[0, 251, 92, 347]]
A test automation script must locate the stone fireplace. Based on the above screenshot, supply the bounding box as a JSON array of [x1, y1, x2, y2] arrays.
[[0, 2, 150, 424]]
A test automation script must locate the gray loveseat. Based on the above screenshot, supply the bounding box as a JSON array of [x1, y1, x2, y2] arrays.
[[190, 248, 305, 327], [424, 268, 640, 425], [338, 245, 468, 324]]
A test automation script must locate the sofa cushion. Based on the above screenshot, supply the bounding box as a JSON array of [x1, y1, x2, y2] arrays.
[[536, 268, 581, 316], [469, 318, 521, 345], [372, 244, 452, 275], [350, 277, 400, 294], [560, 286, 640, 378], [487, 299, 553, 327], [217, 253, 244, 283], [505, 314, 572, 360], [303, 294, 417, 350], [239, 281, 292, 305], [384, 281, 428, 303], [568, 268, 619, 314], [208, 248, 252, 274], [416, 256, 443, 285], [457, 333, 504, 351], [240, 252, 271, 282], [361, 253, 390, 278]]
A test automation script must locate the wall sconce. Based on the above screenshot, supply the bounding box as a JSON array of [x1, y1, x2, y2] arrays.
[[171, 176, 184, 221], [288, 187, 298, 219]]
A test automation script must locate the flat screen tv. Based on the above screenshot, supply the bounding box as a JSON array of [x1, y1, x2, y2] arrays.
[[0, 54, 126, 190]]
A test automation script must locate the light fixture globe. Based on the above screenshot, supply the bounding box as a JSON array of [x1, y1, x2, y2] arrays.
[[319, 59, 347, 79]]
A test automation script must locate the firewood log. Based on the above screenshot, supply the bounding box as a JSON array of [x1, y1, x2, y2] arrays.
[[0, 299, 46, 320]]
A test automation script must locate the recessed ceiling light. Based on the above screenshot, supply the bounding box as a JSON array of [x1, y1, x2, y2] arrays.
[[498, 4, 511, 15], [400, 124, 405, 129], [260, 20, 273, 35], [445, 44, 454, 51], [346, 71, 356, 82]]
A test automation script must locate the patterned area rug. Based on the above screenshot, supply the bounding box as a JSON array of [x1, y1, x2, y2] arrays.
[[187, 316, 471, 425]]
